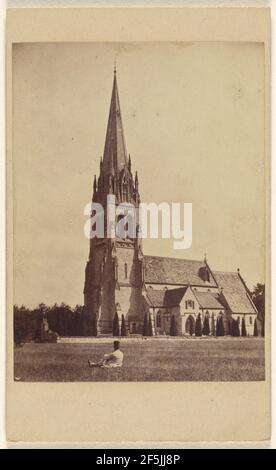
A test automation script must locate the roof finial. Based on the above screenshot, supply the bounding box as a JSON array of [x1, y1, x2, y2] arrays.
[[114, 58, 117, 75], [204, 251, 207, 263]]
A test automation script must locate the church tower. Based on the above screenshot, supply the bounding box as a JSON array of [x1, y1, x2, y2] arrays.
[[83, 68, 145, 334]]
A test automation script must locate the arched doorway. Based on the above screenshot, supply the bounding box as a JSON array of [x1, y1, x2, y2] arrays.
[[185, 315, 195, 336]]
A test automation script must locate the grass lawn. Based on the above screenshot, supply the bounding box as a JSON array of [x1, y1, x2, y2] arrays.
[[14, 337, 265, 382]]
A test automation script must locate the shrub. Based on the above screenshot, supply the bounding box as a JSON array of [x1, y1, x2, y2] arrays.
[[261, 314, 265, 337], [188, 318, 194, 336], [231, 319, 240, 337], [170, 315, 177, 336], [143, 313, 149, 336], [121, 314, 127, 336], [253, 318, 258, 337], [148, 315, 153, 336], [211, 316, 216, 336], [112, 312, 120, 336], [216, 316, 225, 337], [202, 316, 210, 336], [195, 314, 202, 337], [241, 317, 247, 337]]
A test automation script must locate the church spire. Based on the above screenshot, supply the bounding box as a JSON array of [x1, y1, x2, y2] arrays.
[[102, 68, 128, 175]]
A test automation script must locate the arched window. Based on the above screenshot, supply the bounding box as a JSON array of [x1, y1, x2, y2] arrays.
[[124, 263, 128, 279], [249, 316, 252, 325]]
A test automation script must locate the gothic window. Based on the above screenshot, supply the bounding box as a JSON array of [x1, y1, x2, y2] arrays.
[[156, 313, 161, 328], [249, 316, 252, 325], [185, 300, 194, 309], [124, 263, 128, 279]]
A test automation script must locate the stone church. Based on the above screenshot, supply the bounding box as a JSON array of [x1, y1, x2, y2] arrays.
[[83, 70, 258, 336]]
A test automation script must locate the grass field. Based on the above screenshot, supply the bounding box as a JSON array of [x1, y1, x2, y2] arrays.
[[14, 337, 265, 382]]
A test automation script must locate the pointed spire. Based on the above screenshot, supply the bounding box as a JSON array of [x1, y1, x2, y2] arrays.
[[102, 68, 128, 176], [93, 175, 97, 193], [128, 154, 131, 171]]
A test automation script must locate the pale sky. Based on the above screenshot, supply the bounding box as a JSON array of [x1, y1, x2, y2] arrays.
[[13, 42, 265, 308]]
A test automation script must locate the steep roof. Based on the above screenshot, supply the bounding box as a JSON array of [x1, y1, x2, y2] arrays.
[[146, 289, 166, 308], [193, 291, 224, 310], [213, 271, 257, 314], [144, 255, 217, 287], [146, 287, 188, 308], [102, 70, 128, 175]]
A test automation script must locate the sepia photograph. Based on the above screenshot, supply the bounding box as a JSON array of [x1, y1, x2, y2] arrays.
[[12, 41, 266, 383]]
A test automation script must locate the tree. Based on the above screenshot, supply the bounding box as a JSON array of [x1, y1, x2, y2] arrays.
[[73, 304, 84, 336], [112, 312, 120, 336], [143, 313, 149, 336], [202, 316, 210, 336], [231, 319, 240, 337], [170, 315, 177, 336], [241, 317, 247, 337], [14, 305, 26, 346], [148, 315, 153, 336], [236, 319, 240, 337], [251, 283, 265, 336], [187, 317, 194, 336], [261, 316, 265, 337], [121, 314, 127, 337], [195, 314, 202, 337], [211, 315, 216, 336], [253, 318, 258, 337], [216, 316, 225, 337]]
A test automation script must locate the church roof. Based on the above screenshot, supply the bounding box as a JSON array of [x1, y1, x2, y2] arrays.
[[102, 70, 128, 175], [213, 271, 257, 314], [144, 255, 217, 287], [146, 287, 188, 308], [193, 291, 224, 310]]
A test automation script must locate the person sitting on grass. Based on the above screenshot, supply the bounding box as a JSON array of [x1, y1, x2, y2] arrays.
[[88, 340, 124, 369]]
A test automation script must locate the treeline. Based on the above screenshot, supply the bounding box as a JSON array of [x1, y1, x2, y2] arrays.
[[251, 283, 265, 336], [168, 314, 263, 338], [14, 303, 85, 343]]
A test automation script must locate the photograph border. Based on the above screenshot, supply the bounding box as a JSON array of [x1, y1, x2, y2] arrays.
[[6, 6, 271, 443]]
